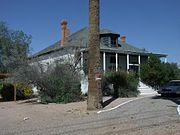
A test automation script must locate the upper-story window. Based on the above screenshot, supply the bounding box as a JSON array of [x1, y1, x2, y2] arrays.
[[111, 37, 117, 46], [100, 32, 120, 47], [101, 36, 109, 46]]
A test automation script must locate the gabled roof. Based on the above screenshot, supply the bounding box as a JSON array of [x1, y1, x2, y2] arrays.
[[31, 27, 88, 58], [31, 27, 167, 58]]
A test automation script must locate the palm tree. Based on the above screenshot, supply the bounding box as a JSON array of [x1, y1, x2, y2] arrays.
[[87, 0, 103, 110]]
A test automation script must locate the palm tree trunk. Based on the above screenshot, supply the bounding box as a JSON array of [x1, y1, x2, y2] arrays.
[[87, 0, 103, 110]]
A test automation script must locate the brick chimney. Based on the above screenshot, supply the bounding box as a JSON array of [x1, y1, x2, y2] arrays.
[[121, 36, 126, 44], [60, 20, 70, 45]]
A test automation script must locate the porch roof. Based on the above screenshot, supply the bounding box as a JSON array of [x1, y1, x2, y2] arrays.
[[99, 44, 167, 57]]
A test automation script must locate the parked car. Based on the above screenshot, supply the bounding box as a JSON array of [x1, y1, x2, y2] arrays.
[[158, 80, 180, 96]]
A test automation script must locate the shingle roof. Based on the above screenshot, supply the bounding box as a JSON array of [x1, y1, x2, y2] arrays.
[[31, 27, 167, 58], [32, 41, 60, 57], [100, 29, 120, 36]]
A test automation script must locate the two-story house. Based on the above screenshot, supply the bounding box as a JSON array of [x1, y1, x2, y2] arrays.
[[30, 20, 167, 93]]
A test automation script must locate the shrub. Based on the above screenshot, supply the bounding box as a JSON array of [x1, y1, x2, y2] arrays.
[[102, 70, 139, 98], [0, 83, 3, 95], [0, 83, 14, 101], [16, 82, 33, 98], [0, 83, 33, 101], [34, 63, 82, 104]]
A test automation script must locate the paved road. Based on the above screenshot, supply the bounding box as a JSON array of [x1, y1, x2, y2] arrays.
[[1, 96, 180, 135]]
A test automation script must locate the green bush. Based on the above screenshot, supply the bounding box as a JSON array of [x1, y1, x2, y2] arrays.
[[102, 70, 139, 98], [36, 64, 82, 104], [0, 83, 14, 101], [0, 83, 3, 95], [0, 83, 33, 101], [140, 55, 180, 88], [16, 82, 33, 98]]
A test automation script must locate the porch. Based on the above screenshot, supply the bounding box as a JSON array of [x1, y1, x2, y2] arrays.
[[100, 52, 146, 73], [81, 51, 167, 74]]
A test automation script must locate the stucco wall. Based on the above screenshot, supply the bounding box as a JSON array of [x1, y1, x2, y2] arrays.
[[31, 51, 88, 94]]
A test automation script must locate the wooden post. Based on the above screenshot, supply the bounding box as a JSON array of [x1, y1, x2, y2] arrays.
[[87, 0, 102, 110], [14, 83, 16, 102]]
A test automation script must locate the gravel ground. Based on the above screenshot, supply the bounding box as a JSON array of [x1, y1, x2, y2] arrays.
[[0, 96, 139, 118], [0, 95, 180, 135], [0, 96, 138, 135]]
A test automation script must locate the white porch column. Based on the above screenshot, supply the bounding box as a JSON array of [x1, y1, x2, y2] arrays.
[[116, 53, 118, 72], [138, 55, 141, 64], [127, 54, 129, 71], [103, 52, 106, 72], [138, 55, 141, 73], [80, 51, 83, 67], [164, 57, 167, 63]]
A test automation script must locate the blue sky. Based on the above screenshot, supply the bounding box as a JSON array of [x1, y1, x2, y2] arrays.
[[0, 0, 180, 64]]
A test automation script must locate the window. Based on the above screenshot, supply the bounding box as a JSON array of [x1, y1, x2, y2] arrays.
[[110, 56, 116, 63], [129, 55, 138, 64], [111, 37, 117, 46], [101, 37, 109, 46]]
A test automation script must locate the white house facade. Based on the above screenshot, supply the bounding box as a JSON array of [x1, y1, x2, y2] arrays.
[[30, 20, 167, 93]]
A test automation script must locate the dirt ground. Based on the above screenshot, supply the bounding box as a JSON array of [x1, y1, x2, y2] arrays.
[[0, 96, 136, 124], [0, 96, 153, 135], [1, 94, 179, 135]]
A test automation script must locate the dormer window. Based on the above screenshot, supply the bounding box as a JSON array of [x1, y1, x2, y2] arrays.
[[100, 29, 120, 47], [100, 35, 119, 47], [111, 37, 117, 47], [101, 36, 109, 46]]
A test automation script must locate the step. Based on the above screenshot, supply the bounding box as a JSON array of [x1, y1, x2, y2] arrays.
[[138, 81, 157, 95]]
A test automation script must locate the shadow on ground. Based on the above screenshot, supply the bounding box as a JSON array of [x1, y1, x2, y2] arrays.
[[103, 97, 117, 108], [151, 95, 180, 105], [16, 98, 41, 105], [0, 97, 41, 105]]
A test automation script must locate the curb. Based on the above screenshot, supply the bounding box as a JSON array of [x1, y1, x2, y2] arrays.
[[177, 105, 180, 116], [97, 95, 153, 114]]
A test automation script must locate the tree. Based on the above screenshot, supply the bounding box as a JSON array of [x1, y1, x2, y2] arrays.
[[0, 22, 31, 101], [87, 0, 103, 110], [11, 55, 83, 103], [0, 22, 31, 74], [162, 62, 180, 83], [140, 55, 180, 89]]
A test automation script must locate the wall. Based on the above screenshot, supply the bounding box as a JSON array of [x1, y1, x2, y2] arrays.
[[30, 48, 88, 94]]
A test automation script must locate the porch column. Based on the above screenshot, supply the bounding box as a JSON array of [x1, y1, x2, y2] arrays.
[[103, 52, 106, 72], [116, 53, 118, 71], [138, 55, 141, 73], [80, 51, 83, 67], [164, 57, 167, 63], [127, 54, 129, 71]]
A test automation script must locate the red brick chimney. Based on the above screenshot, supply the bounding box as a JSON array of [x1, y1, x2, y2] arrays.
[[60, 20, 70, 45], [121, 36, 126, 44]]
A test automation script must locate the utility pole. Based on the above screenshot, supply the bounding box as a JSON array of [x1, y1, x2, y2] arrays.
[[87, 0, 103, 110]]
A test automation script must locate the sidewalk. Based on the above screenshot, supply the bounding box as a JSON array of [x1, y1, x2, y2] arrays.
[[102, 93, 157, 111]]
